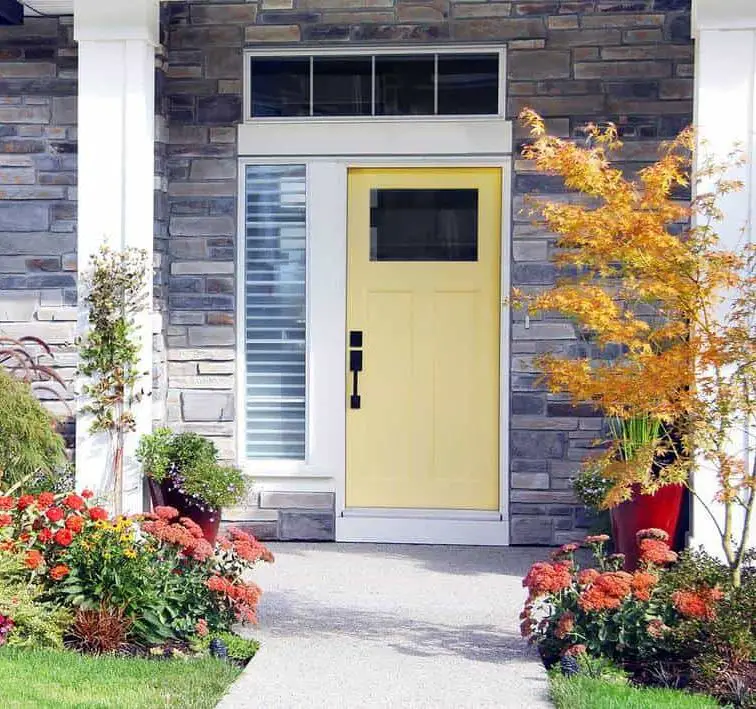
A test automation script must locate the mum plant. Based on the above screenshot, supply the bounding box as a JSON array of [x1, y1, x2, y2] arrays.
[[78, 245, 149, 515], [516, 110, 756, 586]]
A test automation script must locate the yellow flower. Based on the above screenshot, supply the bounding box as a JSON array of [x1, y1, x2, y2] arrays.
[[124, 548, 137, 559]]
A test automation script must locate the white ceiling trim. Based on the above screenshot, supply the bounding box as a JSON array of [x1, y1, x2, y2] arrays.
[[693, 0, 756, 35], [23, 0, 73, 16]]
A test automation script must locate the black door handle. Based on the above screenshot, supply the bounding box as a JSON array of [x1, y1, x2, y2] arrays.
[[349, 331, 363, 409]]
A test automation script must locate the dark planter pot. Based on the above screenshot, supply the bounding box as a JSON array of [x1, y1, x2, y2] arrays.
[[610, 483, 685, 570], [147, 477, 222, 545]]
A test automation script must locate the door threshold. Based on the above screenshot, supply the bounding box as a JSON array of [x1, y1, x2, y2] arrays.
[[336, 513, 509, 545]]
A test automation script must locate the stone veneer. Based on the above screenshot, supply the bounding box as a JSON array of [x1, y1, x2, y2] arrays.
[[162, 0, 692, 543], [0, 16, 78, 445], [0, 1, 693, 544]]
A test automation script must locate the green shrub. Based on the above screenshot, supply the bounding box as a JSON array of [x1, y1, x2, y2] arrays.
[[192, 632, 260, 663], [0, 369, 66, 492], [0, 554, 71, 649]]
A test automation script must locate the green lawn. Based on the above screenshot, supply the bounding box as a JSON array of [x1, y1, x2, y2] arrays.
[[0, 647, 242, 709], [550, 674, 721, 709]]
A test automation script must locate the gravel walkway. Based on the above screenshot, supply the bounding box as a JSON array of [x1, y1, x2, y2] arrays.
[[217, 543, 552, 709]]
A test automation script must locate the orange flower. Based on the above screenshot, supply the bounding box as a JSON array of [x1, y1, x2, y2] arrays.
[[630, 571, 658, 602], [584, 534, 610, 544], [65, 515, 84, 533], [24, 550, 43, 569], [647, 618, 668, 638], [555, 611, 576, 639], [195, 619, 209, 637], [577, 568, 600, 586], [564, 644, 587, 657], [578, 571, 632, 612], [154, 506, 179, 521], [49, 564, 70, 581], [671, 586, 723, 621], [639, 538, 678, 566], [636, 528, 669, 542], [0, 514, 11, 528], [206, 575, 228, 593], [523, 562, 573, 597]]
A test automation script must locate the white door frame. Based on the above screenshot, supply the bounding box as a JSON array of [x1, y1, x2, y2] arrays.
[[237, 119, 513, 545]]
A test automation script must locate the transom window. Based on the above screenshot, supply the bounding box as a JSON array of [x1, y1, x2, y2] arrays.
[[246, 49, 503, 119]]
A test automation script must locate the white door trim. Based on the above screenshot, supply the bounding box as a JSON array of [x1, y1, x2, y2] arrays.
[[237, 125, 512, 545]]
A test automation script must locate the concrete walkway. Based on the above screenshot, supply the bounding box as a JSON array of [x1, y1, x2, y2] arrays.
[[217, 543, 552, 709]]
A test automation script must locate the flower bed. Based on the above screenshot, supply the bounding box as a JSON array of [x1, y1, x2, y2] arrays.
[[0, 491, 272, 660], [521, 531, 755, 706]]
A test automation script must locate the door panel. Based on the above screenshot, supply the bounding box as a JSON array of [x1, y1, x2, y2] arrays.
[[346, 167, 501, 510]]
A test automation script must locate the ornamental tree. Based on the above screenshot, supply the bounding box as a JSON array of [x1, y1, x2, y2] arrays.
[[78, 245, 149, 516], [515, 110, 756, 586]]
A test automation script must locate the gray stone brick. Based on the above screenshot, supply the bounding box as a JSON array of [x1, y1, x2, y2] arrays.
[[189, 159, 237, 180], [510, 516, 553, 545], [187, 326, 235, 346], [181, 391, 235, 422], [508, 50, 570, 80], [260, 492, 335, 510], [0, 204, 49, 231], [511, 473, 550, 490], [279, 510, 335, 541], [511, 430, 566, 459]]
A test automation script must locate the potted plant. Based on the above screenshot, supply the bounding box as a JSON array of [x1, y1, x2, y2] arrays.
[[136, 428, 247, 544]]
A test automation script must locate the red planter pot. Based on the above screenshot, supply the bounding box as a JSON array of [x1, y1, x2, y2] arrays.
[[610, 483, 685, 570], [147, 477, 222, 545]]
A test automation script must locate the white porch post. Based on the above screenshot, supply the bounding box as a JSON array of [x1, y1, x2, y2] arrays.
[[74, 0, 159, 512], [690, 0, 756, 553]]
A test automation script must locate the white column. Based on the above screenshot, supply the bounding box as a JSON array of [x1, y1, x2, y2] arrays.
[[74, 0, 159, 512], [690, 0, 756, 553]]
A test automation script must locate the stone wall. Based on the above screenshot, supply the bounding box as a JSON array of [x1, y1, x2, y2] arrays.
[[0, 16, 78, 443], [162, 0, 693, 543]]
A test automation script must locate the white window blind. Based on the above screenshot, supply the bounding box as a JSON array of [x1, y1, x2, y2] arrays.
[[244, 165, 307, 460]]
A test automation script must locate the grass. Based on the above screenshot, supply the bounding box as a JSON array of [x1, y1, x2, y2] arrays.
[[550, 674, 722, 709], [0, 647, 242, 709]]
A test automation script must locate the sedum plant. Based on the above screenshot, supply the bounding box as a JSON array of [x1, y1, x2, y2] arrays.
[[78, 245, 148, 515], [516, 110, 756, 586]]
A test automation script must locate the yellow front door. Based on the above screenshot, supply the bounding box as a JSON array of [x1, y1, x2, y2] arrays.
[[346, 167, 501, 510]]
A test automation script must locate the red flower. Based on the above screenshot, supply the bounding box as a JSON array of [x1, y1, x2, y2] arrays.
[[88, 507, 108, 521], [0, 496, 13, 511], [81, 489, 94, 499], [45, 506, 64, 523], [17, 495, 35, 511], [62, 494, 85, 511], [154, 506, 179, 521], [180, 517, 204, 539], [37, 492, 55, 508], [206, 575, 229, 593], [523, 562, 573, 597], [53, 529, 73, 547], [24, 550, 43, 569], [0, 514, 11, 528], [37, 528, 53, 544], [65, 515, 84, 533], [49, 564, 70, 581]]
